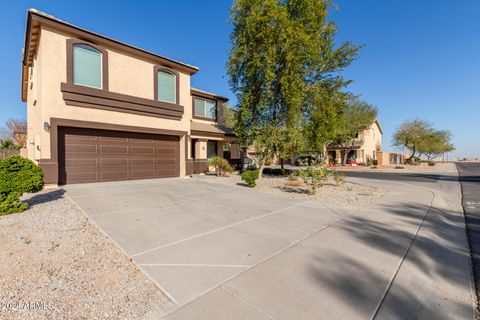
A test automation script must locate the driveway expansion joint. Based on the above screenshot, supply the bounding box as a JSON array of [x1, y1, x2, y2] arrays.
[[130, 201, 312, 258]]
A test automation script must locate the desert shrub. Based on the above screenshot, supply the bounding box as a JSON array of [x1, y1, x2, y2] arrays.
[[370, 165, 378, 169], [241, 169, 259, 187], [262, 168, 293, 176], [428, 161, 436, 166], [332, 171, 345, 186], [0, 156, 44, 215], [209, 156, 234, 176], [366, 158, 374, 166], [395, 166, 405, 169], [298, 165, 329, 195]]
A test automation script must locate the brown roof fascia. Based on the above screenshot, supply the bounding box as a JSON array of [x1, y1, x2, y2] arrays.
[[191, 88, 229, 102]]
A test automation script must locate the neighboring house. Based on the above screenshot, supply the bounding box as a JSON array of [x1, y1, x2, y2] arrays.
[[21, 9, 238, 185], [327, 120, 383, 164]]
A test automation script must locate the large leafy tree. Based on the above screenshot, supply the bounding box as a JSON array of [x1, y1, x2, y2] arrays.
[[332, 99, 378, 165], [228, 0, 360, 174]]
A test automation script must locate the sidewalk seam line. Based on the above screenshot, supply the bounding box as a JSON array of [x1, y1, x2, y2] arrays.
[[370, 189, 435, 319], [220, 285, 278, 320]]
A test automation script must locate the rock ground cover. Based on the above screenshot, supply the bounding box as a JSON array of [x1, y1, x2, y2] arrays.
[[0, 189, 175, 320], [201, 173, 385, 209]]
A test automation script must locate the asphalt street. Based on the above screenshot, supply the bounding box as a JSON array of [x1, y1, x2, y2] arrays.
[[341, 170, 447, 184], [456, 162, 480, 312]]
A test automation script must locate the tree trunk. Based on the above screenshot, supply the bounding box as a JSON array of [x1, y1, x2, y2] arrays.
[[406, 150, 416, 161], [280, 158, 284, 170], [258, 164, 264, 180], [342, 149, 350, 166]]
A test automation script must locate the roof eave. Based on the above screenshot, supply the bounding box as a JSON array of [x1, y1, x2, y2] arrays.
[[23, 9, 199, 74]]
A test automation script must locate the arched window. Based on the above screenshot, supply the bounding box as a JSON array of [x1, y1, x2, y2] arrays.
[[73, 44, 103, 89], [156, 69, 176, 103]]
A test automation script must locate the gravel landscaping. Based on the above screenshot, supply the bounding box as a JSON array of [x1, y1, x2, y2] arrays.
[[0, 189, 175, 320], [200, 173, 385, 209]]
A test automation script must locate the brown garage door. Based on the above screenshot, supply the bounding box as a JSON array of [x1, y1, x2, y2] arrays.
[[58, 127, 179, 184]]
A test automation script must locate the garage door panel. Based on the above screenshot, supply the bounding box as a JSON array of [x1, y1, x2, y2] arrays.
[[130, 146, 155, 154], [100, 171, 129, 181], [130, 169, 156, 179], [99, 158, 129, 167], [59, 127, 180, 184], [65, 136, 97, 145], [156, 159, 177, 165], [156, 169, 178, 177], [65, 158, 97, 167], [66, 172, 98, 183], [155, 147, 177, 154], [100, 145, 129, 154], [130, 158, 156, 166], [65, 165, 99, 173], [65, 144, 98, 154]]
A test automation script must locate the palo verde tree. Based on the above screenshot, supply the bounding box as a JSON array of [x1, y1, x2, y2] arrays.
[[420, 129, 455, 162], [392, 118, 454, 162], [332, 99, 377, 165], [392, 118, 432, 161], [228, 0, 360, 176]]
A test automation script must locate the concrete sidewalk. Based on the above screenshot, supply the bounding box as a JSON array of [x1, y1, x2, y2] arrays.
[[65, 175, 474, 320], [163, 178, 473, 320]]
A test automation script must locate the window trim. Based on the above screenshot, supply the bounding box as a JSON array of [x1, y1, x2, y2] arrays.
[[192, 96, 217, 122], [66, 39, 108, 90], [154, 66, 179, 105]]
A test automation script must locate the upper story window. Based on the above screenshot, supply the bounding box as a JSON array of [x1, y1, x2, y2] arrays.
[[194, 97, 216, 120], [73, 44, 103, 89], [157, 70, 176, 103]]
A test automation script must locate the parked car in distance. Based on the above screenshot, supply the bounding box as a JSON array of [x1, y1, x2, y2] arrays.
[[293, 155, 321, 166]]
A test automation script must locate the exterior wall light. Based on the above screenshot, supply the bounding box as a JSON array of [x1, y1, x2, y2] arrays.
[[43, 122, 50, 132]]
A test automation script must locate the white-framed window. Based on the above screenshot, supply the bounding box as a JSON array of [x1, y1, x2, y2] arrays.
[[73, 44, 102, 89], [157, 70, 176, 103], [194, 97, 216, 120]]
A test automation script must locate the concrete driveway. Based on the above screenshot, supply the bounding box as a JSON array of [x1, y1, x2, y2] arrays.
[[64, 175, 474, 320]]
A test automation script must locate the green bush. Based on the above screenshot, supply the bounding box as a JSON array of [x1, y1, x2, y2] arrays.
[[0, 156, 44, 215], [241, 169, 259, 187], [298, 165, 329, 195], [209, 156, 234, 176]]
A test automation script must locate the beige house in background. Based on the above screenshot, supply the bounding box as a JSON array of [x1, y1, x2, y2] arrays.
[[21, 9, 238, 185], [328, 120, 383, 164]]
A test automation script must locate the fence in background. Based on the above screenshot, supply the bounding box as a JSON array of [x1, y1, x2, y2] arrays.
[[376, 151, 407, 166], [0, 148, 26, 159]]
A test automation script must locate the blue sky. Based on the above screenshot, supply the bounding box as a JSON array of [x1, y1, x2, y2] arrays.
[[0, 1, 478, 158]]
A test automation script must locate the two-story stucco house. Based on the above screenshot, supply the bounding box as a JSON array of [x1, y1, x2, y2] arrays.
[[21, 9, 238, 185], [327, 119, 383, 164]]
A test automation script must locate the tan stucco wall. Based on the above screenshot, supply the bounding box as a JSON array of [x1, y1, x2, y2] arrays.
[[28, 26, 195, 176], [195, 140, 207, 159], [358, 121, 382, 162], [26, 29, 43, 161]]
